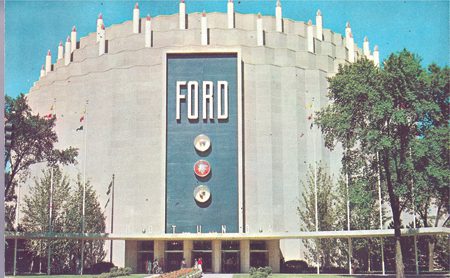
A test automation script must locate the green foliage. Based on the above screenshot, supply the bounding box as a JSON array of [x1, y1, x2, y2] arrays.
[[249, 266, 272, 278], [95, 266, 132, 278], [315, 50, 449, 275], [20, 167, 106, 274], [4, 94, 78, 229], [297, 164, 347, 268]]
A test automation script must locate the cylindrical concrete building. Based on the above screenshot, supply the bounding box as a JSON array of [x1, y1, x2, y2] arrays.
[[25, 3, 369, 274]]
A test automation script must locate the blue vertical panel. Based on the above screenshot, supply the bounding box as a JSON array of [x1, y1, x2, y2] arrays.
[[166, 53, 238, 233]]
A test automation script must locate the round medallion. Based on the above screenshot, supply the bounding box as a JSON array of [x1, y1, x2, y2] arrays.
[[194, 160, 211, 178], [193, 185, 211, 203], [194, 134, 211, 152]]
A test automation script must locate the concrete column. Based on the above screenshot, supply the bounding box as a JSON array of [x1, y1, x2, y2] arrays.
[[373, 45, 380, 67], [212, 240, 221, 273], [125, 241, 138, 273], [145, 15, 152, 48], [240, 240, 250, 273], [347, 32, 355, 62], [96, 14, 104, 42], [70, 26, 77, 53], [227, 0, 234, 29], [275, 0, 282, 32], [154, 240, 165, 261], [40, 65, 45, 78], [267, 240, 281, 273], [57, 41, 63, 60], [363, 36, 370, 58], [45, 50, 51, 74], [64, 37, 71, 65], [133, 2, 140, 33], [256, 13, 263, 46], [183, 240, 193, 268], [307, 20, 314, 53], [113, 240, 126, 268], [201, 11, 208, 45], [179, 0, 186, 30], [99, 24, 106, 56], [315, 10, 322, 41]]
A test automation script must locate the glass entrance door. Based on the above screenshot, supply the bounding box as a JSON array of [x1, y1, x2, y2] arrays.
[[192, 251, 212, 272], [222, 251, 240, 273]]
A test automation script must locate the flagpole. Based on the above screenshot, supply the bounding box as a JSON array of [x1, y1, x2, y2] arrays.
[[47, 166, 54, 275], [110, 174, 115, 263], [81, 100, 88, 275], [47, 98, 56, 276], [312, 98, 319, 275], [376, 152, 385, 275]]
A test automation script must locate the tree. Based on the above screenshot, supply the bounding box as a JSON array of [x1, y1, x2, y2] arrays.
[[411, 64, 449, 271], [21, 167, 72, 273], [5, 94, 78, 229], [20, 168, 106, 274], [297, 164, 347, 269], [64, 175, 106, 271], [315, 50, 448, 278]]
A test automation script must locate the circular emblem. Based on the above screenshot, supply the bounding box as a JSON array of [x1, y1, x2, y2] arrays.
[[194, 134, 211, 152], [194, 160, 211, 178], [193, 185, 211, 203]]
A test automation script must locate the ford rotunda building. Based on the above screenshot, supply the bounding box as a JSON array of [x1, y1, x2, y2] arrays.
[[24, 0, 380, 273]]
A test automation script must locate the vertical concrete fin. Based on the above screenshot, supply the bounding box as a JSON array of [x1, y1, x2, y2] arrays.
[[45, 50, 52, 74], [40, 65, 45, 78], [347, 32, 355, 62], [97, 13, 104, 42], [307, 20, 314, 53], [316, 9, 323, 41], [373, 45, 380, 67], [57, 41, 63, 60], [201, 11, 208, 45], [99, 24, 106, 56], [145, 15, 152, 48], [227, 0, 234, 29], [133, 2, 140, 33], [275, 0, 282, 32], [64, 36, 71, 66], [70, 26, 77, 53], [256, 13, 264, 46], [179, 0, 186, 29], [363, 36, 370, 58]]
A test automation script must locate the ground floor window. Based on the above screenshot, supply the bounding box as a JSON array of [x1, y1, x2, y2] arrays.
[[250, 240, 268, 268], [137, 241, 154, 274]]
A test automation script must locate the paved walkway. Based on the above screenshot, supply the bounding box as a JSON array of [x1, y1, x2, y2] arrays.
[[202, 274, 234, 278]]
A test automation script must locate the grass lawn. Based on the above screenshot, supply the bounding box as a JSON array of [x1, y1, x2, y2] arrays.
[[6, 275, 149, 278], [233, 275, 347, 278]]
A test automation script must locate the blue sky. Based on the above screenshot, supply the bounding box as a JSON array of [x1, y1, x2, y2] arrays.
[[5, 0, 449, 98]]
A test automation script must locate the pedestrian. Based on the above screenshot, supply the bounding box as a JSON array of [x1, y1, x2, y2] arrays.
[[181, 258, 187, 269], [152, 258, 159, 274], [194, 258, 198, 269], [198, 257, 203, 272]]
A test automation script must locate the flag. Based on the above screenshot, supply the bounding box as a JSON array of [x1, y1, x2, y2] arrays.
[[104, 198, 110, 209], [106, 181, 113, 195], [76, 126, 83, 131]]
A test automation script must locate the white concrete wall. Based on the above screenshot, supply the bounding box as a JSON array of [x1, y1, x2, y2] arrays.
[[25, 11, 358, 265]]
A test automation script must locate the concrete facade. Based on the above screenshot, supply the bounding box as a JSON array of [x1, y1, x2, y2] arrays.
[[24, 7, 370, 272]]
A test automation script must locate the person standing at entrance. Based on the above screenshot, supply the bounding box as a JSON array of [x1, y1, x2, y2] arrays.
[[181, 258, 187, 269], [198, 257, 203, 272], [194, 258, 198, 269]]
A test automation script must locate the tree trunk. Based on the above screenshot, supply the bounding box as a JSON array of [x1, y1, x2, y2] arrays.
[[428, 239, 435, 272], [395, 238, 405, 278]]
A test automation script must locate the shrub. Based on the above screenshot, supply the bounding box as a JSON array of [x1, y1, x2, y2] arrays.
[[86, 262, 116, 274], [249, 266, 272, 278], [281, 260, 309, 273], [94, 266, 132, 278]]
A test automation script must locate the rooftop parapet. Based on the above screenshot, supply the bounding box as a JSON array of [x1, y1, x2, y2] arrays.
[[35, 1, 380, 85]]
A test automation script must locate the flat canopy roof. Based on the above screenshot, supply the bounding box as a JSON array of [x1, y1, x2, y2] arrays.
[[5, 227, 449, 241]]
